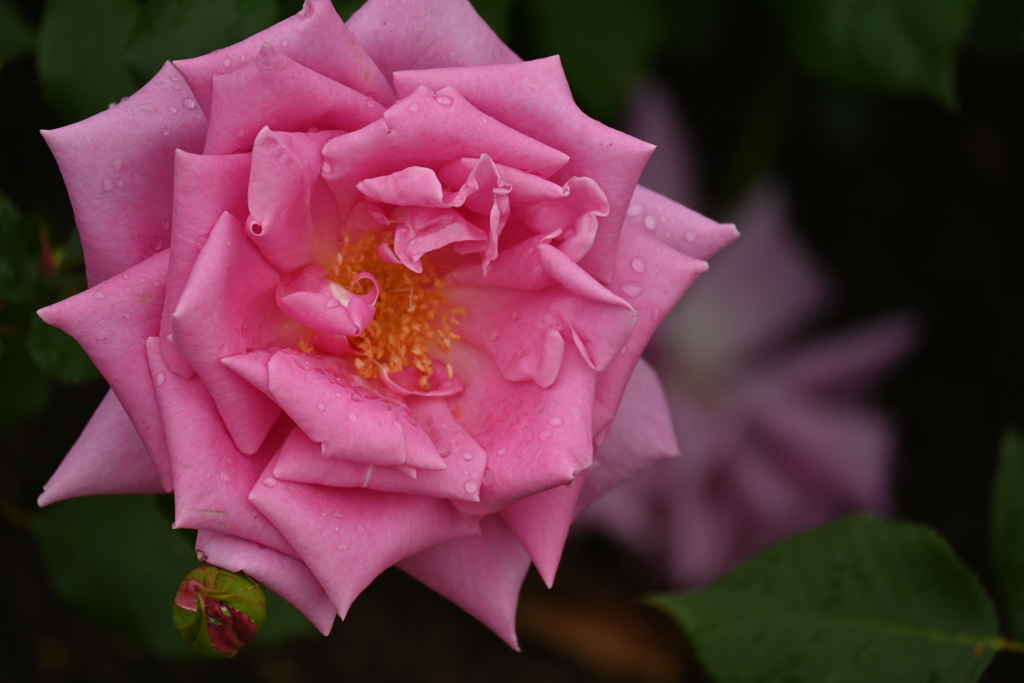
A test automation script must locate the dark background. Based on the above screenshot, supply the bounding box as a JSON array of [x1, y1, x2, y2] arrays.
[[2, 0, 1023, 680]]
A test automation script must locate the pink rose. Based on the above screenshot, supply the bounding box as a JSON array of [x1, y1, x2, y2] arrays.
[[36, 0, 736, 647], [579, 82, 917, 587]]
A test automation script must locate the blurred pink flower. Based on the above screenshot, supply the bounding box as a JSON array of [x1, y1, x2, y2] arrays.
[[578, 82, 917, 587], [34, 2, 736, 647]]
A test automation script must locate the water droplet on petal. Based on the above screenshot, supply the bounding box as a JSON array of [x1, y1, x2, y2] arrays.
[[549, 416, 564, 427], [627, 202, 645, 217], [168, 106, 177, 114], [320, 510, 328, 517], [464, 480, 478, 494], [332, 511, 343, 518], [539, 429, 552, 441], [173, 84, 181, 91], [489, 331, 500, 341], [409, 102, 419, 112], [435, 95, 453, 106], [116, 179, 124, 188], [318, 402, 325, 411], [220, 472, 231, 482], [349, 413, 358, 422], [222, 57, 232, 67], [644, 215, 657, 230], [462, 452, 473, 461], [631, 256, 646, 273], [112, 158, 123, 171], [497, 447, 507, 456], [156, 372, 166, 387], [621, 281, 644, 298], [102, 178, 114, 192], [685, 230, 697, 243], [262, 477, 277, 487], [123, 313, 131, 319], [182, 97, 196, 109], [280, 40, 289, 46], [92, 290, 106, 299]]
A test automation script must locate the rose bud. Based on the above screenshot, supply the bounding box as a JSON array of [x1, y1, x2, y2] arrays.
[[173, 565, 266, 658]]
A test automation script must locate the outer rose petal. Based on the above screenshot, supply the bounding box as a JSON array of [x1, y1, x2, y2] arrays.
[[42, 62, 207, 286], [499, 469, 587, 588], [37, 252, 174, 491], [347, 0, 519, 85], [146, 338, 297, 556], [249, 473, 479, 618], [575, 358, 679, 515], [174, 0, 394, 114], [195, 530, 337, 635], [398, 515, 530, 650], [173, 212, 296, 455], [396, 57, 655, 283], [161, 150, 251, 379], [204, 43, 385, 156], [38, 390, 164, 506]]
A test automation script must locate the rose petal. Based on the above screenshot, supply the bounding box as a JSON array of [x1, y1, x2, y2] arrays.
[[147, 337, 297, 556], [276, 265, 378, 337], [204, 43, 385, 155], [37, 252, 173, 491], [398, 514, 530, 650], [266, 349, 446, 470], [449, 344, 596, 515], [160, 150, 252, 379], [346, 0, 518, 86], [41, 62, 207, 285], [391, 207, 488, 273], [247, 127, 343, 272], [499, 469, 587, 588], [195, 530, 337, 635], [38, 390, 165, 506], [322, 86, 569, 215], [273, 419, 486, 502], [249, 473, 479, 618], [174, 0, 394, 115], [173, 212, 297, 455], [395, 57, 655, 283], [574, 358, 678, 515]]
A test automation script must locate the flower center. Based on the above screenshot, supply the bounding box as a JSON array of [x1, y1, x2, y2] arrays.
[[327, 232, 465, 390]]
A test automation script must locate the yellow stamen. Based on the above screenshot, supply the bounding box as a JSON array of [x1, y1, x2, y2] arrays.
[[326, 232, 464, 390]]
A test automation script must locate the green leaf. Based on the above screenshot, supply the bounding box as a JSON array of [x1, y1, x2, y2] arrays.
[[0, 334, 50, 429], [523, 0, 663, 122], [26, 314, 100, 385], [35, 495, 314, 658], [124, 0, 278, 84], [470, 0, 518, 43], [38, 0, 142, 122], [650, 516, 1001, 683], [992, 429, 1024, 639], [773, 0, 980, 106], [0, 0, 36, 69]]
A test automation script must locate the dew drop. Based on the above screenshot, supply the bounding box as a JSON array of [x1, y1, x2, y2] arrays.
[[462, 452, 473, 461], [156, 372, 166, 387], [173, 84, 181, 91], [162, 128, 170, 136], [168, 106, 177, 114], [308, 126, 319, 134], [464, 480, 478, 494], [627, 202, 645, 217], [280, 39, 289, 46], [182, 97, 196, 109], [349, 413, 358, 422], [621, 281, 644, 298], [338, 544, 348, 550], [539, 429, 552, 441], [123, 273, 131, 279], [332, 511, 343, 518], [320, 510, 328, 517], [489, 331, 500, 341], [112, 158, 123, 171], [631, 256, 646, 273], [222, 57, 233, 67], [409, 102, 419, 112], [116, 180, 124, 188], [318, 402, 325, 412], [137, 104, 156, 113], [644, 215, 657, 230], [435, 95, 454, 106], [123, 313, 131, 319], [549, 416, 564, 427], [171, 76, 179, 82], [333, 526, 340, 532], [685, 230, 697, 243], [102, 178, 114, 192], [262, 477, 277, 487], [497, 447, 507, 456], [438, 445, 450, 456], [219, 472, 231, 482], [92, 290, 106, 299]]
